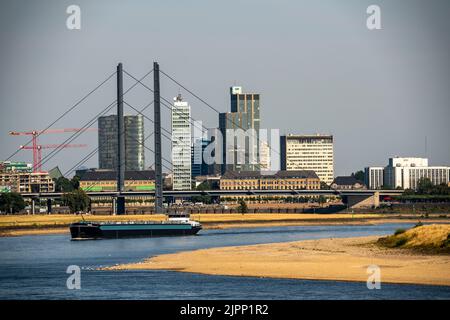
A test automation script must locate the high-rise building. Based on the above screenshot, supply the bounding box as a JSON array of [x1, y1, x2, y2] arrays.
[[219, 86, 260, 173], [191, 138, 211, 178], [384, 157, 449, 190], [98, 115, 145, 171], [172, 95, 192, 190], [364, 167, 384, 189], [280, 134, 334, 185], [259, 141, 271, 171]]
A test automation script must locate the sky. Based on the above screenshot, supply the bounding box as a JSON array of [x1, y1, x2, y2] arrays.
[[0, 0, 449, 177]]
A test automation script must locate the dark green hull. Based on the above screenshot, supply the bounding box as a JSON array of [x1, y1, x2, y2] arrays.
[[70, 222, 202, 240]]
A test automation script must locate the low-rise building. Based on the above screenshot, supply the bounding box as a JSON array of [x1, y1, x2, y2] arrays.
[[384, 157, 450, 190], [331, 176, 366, 190], [364, 157, 450, 190], [79, 170, 155, 192], [220, 170, 320, 190], [364, 167, 384, 189], [0, 171, 54, 193], [0, 161, 32, 173]]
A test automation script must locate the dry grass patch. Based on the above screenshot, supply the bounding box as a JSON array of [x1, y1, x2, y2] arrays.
[[378, 224, 450, 253]]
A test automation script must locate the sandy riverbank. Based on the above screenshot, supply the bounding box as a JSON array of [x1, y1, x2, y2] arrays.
[[106, 224, 450, 286], [0, 213, 448, 237]]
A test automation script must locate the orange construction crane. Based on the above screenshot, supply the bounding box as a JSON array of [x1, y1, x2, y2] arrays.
[[9, 128, 96, 173]]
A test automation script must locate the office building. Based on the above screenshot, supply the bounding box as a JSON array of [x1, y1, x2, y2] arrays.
[[364, 167, 384, 189], [280, 134, 334, 185], [191, 138, 211, 179], [219, 86, 260, 172], [259, 141, 271, 171], [98, 114, 145, 171], [384, 157, 450, 190], [172, 95, 192, 190]]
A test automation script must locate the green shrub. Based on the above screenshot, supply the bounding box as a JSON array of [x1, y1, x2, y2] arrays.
[[442, 233, 450, 249], [394, 237, 408, 247], [394, 228, 406, 236], [237, 200, 248, 214]]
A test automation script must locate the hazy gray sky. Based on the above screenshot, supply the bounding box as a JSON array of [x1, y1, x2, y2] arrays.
[[0, 0, 449, 177]]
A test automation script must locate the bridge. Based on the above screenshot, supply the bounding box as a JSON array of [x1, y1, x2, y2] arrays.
[[4, 61, 405, 215], [20, 189, 404, 214]]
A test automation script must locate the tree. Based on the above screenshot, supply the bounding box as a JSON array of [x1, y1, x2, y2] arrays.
[[191, 195, 212, 204], [433, 183, 450, 196], [71, 175, 80, 190], [62, 189, 90, 213], [196, 181, 210, 191], [54, 177, 74, 192], [320, 182, 330, 190], [0, 192, 26, 214], [417, 178, 433, 195], [237, 199, 248, 214], [351, 170, 365, 182], [317, 195, 327, 207]]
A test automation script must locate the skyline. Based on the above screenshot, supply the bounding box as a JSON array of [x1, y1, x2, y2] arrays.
[[1, 0, 449, 177]]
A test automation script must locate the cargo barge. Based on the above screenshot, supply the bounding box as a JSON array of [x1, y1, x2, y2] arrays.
[[69, 213, 202, 240]]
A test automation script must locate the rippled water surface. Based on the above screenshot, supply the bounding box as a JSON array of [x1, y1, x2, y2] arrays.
[[1, 223, 449, 300]]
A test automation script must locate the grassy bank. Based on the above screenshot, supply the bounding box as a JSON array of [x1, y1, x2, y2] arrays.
[[378, 224, 450, 253]]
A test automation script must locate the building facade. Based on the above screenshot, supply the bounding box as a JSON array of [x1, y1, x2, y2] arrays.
[[0, 161, 32, 173], [259, 141, 271, 171], [220, 170, 320, 190], [0, 172, 54, 193], [331, 176, 366, 190], [79, 169, 155, 192], [172, 95, 192, 190], [280, 134, 334, 185], [98, 114, 145, 171], [191, 138, 211, 179], [384, 157, 450, 190], [364, 167, 384, 189], [219, 86, 260, 173]]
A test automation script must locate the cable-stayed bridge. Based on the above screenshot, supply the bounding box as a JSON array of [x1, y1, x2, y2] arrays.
[[5, 62, 404, 214]]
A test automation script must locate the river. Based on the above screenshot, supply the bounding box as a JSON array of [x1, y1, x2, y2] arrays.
[[1, 223, 449, 299]]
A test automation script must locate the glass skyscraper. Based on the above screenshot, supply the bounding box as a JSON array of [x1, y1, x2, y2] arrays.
[[172, 95, 192, 190], [219, 86, 260, 173], [98, 114, 145, 171]]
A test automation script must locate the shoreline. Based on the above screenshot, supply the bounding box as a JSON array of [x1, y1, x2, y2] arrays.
[[0, 213, 448, 237], [105, 231, 450, 287]]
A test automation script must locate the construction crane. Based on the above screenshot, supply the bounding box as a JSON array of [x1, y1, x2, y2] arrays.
[[19, 144, 87, 173], [9, 128, 96, 173]]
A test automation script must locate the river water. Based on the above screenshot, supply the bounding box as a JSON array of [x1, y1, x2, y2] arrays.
[[0, 223, 449, 300]]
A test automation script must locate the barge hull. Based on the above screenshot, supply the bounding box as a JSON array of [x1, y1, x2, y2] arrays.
[[70, 223, 201, 240]]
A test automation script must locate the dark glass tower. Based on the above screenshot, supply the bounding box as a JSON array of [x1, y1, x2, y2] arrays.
[[219, 86, 260, 173], [98, 115, 145, 171]]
